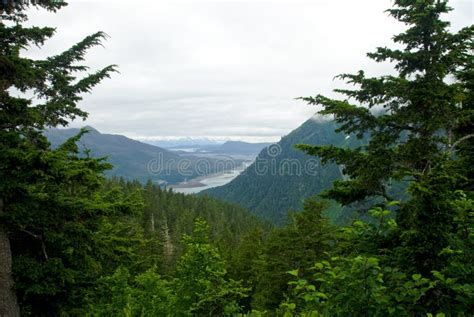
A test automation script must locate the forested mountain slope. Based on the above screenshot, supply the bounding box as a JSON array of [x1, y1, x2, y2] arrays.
[[121, 179, 268, 271], [9, 172, 267, 314], [202, 118, 360, 225]]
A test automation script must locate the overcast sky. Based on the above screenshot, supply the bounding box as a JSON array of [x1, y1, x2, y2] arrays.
[[24, 0, 473, 142]]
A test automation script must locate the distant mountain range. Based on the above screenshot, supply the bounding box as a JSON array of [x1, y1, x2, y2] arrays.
[[201, 118, 366, 225], [199, 141, 273, 155], [144, 139, 272, 156], [142, 138, 224, 149], [44, 127, 244, 185]]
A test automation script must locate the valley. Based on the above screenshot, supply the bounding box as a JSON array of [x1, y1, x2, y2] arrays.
[[170, 161, 251, 194], [3, 0, 472, 315], [44, 127, 268, 187]]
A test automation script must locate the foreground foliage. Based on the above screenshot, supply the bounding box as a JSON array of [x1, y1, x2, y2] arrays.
[[292, 0, 473, 315], [1, 0, 472, 316], [1, 0, 116, 315]]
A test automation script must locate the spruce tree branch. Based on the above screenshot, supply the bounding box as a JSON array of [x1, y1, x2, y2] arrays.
[[20, 230, 50, 260], [450, 134, 474, 152], [20, 229, 40, 240], [46, 32, 109, 70]]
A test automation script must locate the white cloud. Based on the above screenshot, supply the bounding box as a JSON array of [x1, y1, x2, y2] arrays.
[[21, 0, 473, 142]]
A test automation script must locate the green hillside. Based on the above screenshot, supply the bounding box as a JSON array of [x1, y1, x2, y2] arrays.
[[202, 118, 358, 225]]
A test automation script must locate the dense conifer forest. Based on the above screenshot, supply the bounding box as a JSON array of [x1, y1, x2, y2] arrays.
[[1, 0, 472, 316]]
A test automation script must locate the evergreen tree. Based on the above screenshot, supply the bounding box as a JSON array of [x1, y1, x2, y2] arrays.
[[86, 266, 175, 316], [252, 199, 334, 310], [8, 135, 143, 314], [298, 0, 473, 270], [173, 218, 248, 315], [1, 0, 116, 314], [299, 0, 472, 203], [297, 0, 473, 311]]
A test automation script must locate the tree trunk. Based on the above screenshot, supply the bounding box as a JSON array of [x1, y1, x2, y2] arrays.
[[150, 211, 155, 233], [0, 199, 20, 317], [162, 219, 174, 272]]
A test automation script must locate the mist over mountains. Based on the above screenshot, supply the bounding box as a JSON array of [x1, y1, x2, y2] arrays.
[[141, 138, 224, 149], [142, 138, 272, 155]]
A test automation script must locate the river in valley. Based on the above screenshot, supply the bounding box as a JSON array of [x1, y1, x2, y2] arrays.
[[169, 163, 249, 194]]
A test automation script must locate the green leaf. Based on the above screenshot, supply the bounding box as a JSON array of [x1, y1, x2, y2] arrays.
[[288, 269, 299, 277]]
